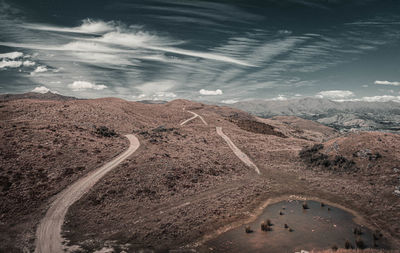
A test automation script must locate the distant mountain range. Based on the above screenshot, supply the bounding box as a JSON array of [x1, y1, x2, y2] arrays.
[[0, 92, 77, 101], [226, 98, 400, 132]]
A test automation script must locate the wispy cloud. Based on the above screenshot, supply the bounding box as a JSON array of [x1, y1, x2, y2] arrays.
[[22, 19, 116, 34], [316, 90, 355, 99]]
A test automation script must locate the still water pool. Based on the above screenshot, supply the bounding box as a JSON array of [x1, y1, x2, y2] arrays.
[[201, 200, 389, 253]]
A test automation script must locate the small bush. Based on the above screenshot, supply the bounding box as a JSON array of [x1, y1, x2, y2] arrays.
[[345, 240, 353, 249], [261, 221, 272, 231], [355, 238, 365, 249], [353, 227, 363, 235], [245, 226, 253, 233], [95, 126, 117, 137]]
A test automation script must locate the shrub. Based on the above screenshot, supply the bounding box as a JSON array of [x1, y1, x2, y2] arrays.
[[261, 221, 272, 231], [353, 227, 363, 235], [355, 238, 365, 249], [95, 126, 117, 137], [345, 240, 353, 249], [245, 226, 253, 233]]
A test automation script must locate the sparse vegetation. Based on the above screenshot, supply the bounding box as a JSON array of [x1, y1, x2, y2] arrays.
[[231, 118, 286, 138], [299, 144, 358, 173], [95, 126, 118, 137], [261, 221, 272, 231]]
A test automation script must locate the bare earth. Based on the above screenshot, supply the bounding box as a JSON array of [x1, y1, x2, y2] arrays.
[[216, 127, 260, 175]]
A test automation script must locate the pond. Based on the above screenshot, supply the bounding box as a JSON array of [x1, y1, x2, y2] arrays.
[[199, 200, 389, 252]]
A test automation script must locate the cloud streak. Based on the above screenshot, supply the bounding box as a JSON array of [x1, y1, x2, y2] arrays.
[[375, 80, 400, 86], [316, 90, 355, 99]]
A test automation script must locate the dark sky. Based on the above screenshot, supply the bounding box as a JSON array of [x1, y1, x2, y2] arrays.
[[0, 0, 399, 103]]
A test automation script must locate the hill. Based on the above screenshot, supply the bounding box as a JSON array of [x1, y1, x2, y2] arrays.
[[0, 96, 399, 252], [0, 91, 78, 101]]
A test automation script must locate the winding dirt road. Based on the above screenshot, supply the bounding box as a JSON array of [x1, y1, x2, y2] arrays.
[[35, 134, 140, 253], [216, 127, 261, 175], [180, 110, 208, 126]]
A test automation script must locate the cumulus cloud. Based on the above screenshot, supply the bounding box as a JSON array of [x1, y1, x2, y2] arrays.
[[23, 60, 35, 66], [30, 65, 48, 75], [316, 90, 355, 99], [0, 51, 23, 59], [32, 86, 50, 93], [0, 52, 36, 69], [68, 81, 107, 91], [0, 60, 22, 68], [374, 80, 400, 86], [199, 89, 223, 95]]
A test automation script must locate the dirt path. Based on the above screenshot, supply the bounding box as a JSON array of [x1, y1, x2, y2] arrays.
[[180, 110, 208, 126], [216, 127, 261, 175], [35, 134, 140, 253]]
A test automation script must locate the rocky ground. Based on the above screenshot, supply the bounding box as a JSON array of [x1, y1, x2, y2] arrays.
[[0, 95, 399, 252]]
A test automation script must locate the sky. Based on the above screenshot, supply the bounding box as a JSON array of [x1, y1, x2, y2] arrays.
[[0, 0, 400, 103]]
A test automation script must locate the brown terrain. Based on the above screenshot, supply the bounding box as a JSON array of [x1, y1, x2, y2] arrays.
[[0, 94, 399, 252]]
